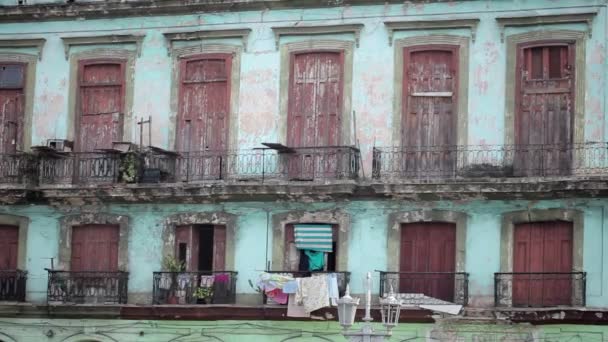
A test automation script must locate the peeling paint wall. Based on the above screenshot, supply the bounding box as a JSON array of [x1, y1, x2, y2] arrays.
[[0, 0, 602, 164], [4, 198, 608, 308]]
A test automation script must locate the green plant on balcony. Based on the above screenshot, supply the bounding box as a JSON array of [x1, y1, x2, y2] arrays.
[[119, 152, 139, 183], [161, 256, 185, 304], [193, 286, 214, 304]]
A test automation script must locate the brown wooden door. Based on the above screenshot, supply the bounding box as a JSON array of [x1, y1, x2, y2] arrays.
[[77, 60, 126, 152], [287, 52, 343, 180], [71, 224, 119, 271], [402, 47, 458, 178], [513, 221, 573, 306], [400, 222, 456, 301], [213, 225, 226, 271], [176, 55, 231, 181], [515, 43, 574, 176], [0, 64, 25, 154], [175, 225, 200, 272], [0, 225, 18, 270]]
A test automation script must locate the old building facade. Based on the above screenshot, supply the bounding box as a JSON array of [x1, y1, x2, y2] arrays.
[[0, 0, 607, 340]]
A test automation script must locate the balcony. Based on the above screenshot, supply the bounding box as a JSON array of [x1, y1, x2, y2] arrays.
[[39, 152, 122, 185], [152, 271, 237, 305], [372, 143, 608, 181], [0, 270, 27, 302], [0, 154, 37, 185], [378, 271, 469, 305], [495, 272, 586, 307], [261, 271, 350, 304], [46, 270, 128, 304]]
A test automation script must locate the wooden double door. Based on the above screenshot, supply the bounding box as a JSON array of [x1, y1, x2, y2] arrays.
[[71, 224, 119, 271], [513, 221, 573, 306], [399, 222, 456, 301]]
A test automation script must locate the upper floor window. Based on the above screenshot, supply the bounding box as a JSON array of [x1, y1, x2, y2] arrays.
[[402, 46, 459, 178], [175, 224, 226, 272], [514, 42, 575, 176], [77, 60, 126, 152], [0, 64, 25, 154], [284, 223, 337, 272]]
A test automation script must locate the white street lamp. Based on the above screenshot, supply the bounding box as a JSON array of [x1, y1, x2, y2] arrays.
[[336, 272, 402, 341]]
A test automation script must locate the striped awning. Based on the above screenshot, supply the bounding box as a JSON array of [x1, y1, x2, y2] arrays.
[[294, 224, 333, 252]]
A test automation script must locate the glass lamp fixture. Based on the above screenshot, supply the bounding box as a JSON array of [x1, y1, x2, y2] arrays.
[[379, 287, 402, 332], [336, 285, 360, 331]]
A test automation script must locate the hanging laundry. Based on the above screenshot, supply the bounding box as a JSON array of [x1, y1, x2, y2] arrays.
[[283, 280, 298, 294], [300, 273, 330, 313], [326, 273, 340, 306], [287, 294, 310, 318], [298, 250, 309, 271], [304, 250, 325, 271], [294, 224, 333, 252], [266, 288, 288, 304]]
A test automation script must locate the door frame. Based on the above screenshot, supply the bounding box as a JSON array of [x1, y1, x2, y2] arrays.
[[286, 49, 344, 148], [513, 39, 575, 147], [75, 58, 126, 152], [391, 35, 469, 147], [401, 44, 459, 148], [175, 53, 233, 153]]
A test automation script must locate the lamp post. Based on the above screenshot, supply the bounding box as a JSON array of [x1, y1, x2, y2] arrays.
[[336, 272, 402, 342]]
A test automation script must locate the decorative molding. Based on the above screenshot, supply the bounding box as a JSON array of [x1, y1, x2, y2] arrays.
[[271, 24, 364, 49], [61, 34, 145, 60], [384, 18, 480, 44], [496, 11, 597, 42], [163, 29, 251, 55], [0, 38, 45, 60]]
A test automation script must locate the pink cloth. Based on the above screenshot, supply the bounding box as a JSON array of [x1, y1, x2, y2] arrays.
[[266, 288, 288, 304]]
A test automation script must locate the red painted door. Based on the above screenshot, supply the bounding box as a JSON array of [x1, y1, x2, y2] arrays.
[[400, 222, 456, 301], [213, 225, 226, 271], [77, 60, 125, 152], [515, 43, 574, 176], [71, 224, 119, 271], [0, 225, 18, 270], [287, 52, 343, 180], [0, 64, 25, 154], [403, 47, 458, 178], [513, 221, 573, 306], [175, 225, 200, 272], [176, 55, 231, 181]]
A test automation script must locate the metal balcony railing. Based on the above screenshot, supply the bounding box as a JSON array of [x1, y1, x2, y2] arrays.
[[372, 143, 608, 181], [168, 146, 360, 183], [0, 270, 27, 301], [495, 272, 586, 307], [47, 270, 128, 304], [378, 271, 469, 305], [262, 271, 350, 304], [152, 271, 237, 305], [39, 152, 121, 185], [0, 154, 37, 185]]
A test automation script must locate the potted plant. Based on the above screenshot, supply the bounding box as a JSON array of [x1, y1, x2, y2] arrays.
[[193, 286, 214, 304], [162, 256, 184, 305]]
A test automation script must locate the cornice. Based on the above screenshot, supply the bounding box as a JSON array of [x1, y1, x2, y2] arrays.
[[61, 34, 145, 60], [384, 18, 480, 44], [163, 29, 251, 55], [271, 24, 364, 49], [495, 11, 597, 42], [0, 38, 46, 60]]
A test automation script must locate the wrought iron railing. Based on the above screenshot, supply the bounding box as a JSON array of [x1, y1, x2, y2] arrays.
[[0, 154, 37, 185], [378, 271, 469, 305], [495, 272, 586, 307], [261, 271, 350, 304], [152, 271, 237, 305], [0, 270, 27, 301], [173, 146, 360, 182], [39, 152, 122, 185], [46, 270, 128, 304], [372, 143, 608, 180]]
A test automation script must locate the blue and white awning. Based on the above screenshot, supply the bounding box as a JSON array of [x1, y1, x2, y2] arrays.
[[294, 224, 333, 252]]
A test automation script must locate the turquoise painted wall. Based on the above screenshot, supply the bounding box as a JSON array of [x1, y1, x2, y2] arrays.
[[0, 0, 604, 168], [3, 198, 608, 307], [0, 319, 606, 341]]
